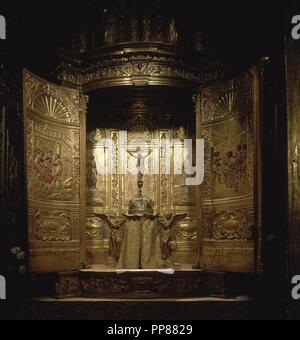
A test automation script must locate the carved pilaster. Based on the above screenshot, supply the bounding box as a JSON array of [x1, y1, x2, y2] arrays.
[[110, 130, 121, 214]]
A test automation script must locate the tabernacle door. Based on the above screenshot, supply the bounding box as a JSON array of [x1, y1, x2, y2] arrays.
[[200, 67, 262, 273], [24, 70, 87, 272]]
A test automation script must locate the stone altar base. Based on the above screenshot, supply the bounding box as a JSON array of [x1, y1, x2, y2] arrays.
[[80, 269, 225, 299], [27, 269, 262, 300]]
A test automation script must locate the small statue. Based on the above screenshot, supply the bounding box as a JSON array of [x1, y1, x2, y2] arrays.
[[106, 214, 126, 260], [142, 17, 151, 41], [104, 16, 117, 45], [168, 19, 178, 44], [195, 32, 205, 52], [99, 151, 187, 270], [87, 155, 98, 189], [158, 213, 187, 261], [130, 17, 139, 41], [72, 34, 87, 55]]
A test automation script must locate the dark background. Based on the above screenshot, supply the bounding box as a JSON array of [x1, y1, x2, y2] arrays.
[[0, 0, 285, 76]]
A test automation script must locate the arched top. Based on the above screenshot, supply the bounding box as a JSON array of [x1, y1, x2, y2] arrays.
[[24, 70, 81, 125], [126, 118, 154, 144], [30, 94, 72, 123]]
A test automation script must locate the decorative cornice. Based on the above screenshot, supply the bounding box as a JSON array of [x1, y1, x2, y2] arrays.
[[57, 52, 226, 92]]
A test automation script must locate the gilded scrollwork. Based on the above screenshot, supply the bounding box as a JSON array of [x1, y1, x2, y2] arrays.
[[35, 211, 73, 242], [80, 272, 225, 298], [111, 131, 120, 214], [174, 217, 198, 241], [30, 247, 80, 257], [212, 209, 254, 240], [86, 217, 105, 241], [81, 277, 131, 295], [160, 132, 169, 213]]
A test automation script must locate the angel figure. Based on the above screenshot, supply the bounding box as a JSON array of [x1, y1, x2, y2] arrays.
[[158, 213, 187, 261], [106, 214, 126, 260], [97, 214, 125, 261]]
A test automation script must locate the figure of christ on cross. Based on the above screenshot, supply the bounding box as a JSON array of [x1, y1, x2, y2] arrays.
[[128, 146, 152, 180]]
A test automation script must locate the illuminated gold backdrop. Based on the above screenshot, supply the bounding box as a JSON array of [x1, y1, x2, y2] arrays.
[[86, 89, 200, 268]]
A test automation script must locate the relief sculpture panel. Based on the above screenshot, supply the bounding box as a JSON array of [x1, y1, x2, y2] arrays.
[[24, 71, 85, 272], [26, 120, 80, 202], [201, 70, 258, 272]]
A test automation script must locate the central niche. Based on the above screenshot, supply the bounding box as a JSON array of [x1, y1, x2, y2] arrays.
[[85, 86, 200, 269]]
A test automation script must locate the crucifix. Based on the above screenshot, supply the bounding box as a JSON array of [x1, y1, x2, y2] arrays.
[[128, 146, 152, 196]]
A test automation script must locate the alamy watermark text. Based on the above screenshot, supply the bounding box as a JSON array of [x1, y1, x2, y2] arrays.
[[292, 15, 300, 40], [88, 132, 205, 186], [0, 275, 6, 300], [0, 15, 6, 40], [292, 275, 300, 300]]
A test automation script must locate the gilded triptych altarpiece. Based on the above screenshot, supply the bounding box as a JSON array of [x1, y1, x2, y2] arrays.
[[24, 67, 261, 274]]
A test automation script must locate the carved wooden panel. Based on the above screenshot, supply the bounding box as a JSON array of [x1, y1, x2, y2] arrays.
[[24, 70, 86, 272], [201, 70, 259, 272]]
